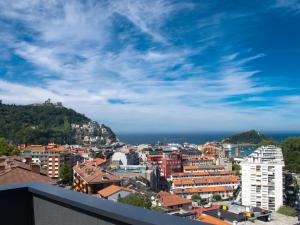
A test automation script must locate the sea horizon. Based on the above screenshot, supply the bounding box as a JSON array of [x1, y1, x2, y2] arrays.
[[117, 131, 300, 145]]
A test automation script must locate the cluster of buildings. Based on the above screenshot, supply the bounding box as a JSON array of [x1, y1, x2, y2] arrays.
[[0, 139, 296, 225]]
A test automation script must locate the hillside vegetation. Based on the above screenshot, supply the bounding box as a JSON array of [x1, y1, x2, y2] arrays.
[[223, 130, 272, 144], [281, 137, 300, 173], [0, 103, 116, 145]]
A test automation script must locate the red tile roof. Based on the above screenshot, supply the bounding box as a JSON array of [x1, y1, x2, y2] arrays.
[[183, 156, 215, 161], [183, 165, 225, 171], [0, 167, 55, 185], [73, 163, 120, 184], [198, 214, 231, 225], [172, 176, 239, 186], [172, 170, 238, 177], [98, 185, 132, 198], [158, 191, 192, 207]]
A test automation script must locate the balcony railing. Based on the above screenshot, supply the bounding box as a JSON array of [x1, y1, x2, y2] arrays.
[[0, 182, 207, 225]]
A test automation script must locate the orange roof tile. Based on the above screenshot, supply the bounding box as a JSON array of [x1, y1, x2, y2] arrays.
[[0, 167, 55, 185], [172, 170, 238, 177], [25, 145, 46, 151], [98, 185, 132, 198], [73, 163, 120, 184], [172, 176, 239, 186], [147, 155, 163, 158], [183, 156, 215, 161], [173, 186, 233, 195], [87, 158, 106, 166], [198, 214, 231, 225], [183, 165, 225, 171], [158, 192, 192, 207]]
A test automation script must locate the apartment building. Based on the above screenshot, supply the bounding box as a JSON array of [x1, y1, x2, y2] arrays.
[[47, 154, 60, 178], [161, 151, 182, 178], [73, 162, 121, 194], [171, 170, 238, 180], [182, 156, 215, 167], [201, 144, 221, 158], [241, 145, 285, 211], [147, 154, 163, 166], [183, 165, 225, 173], [171, 176, 240, 190], [173, 186, 234, 200], [20, 144, 67, 168]]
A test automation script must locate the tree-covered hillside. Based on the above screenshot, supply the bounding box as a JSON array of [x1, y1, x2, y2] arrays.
[[223, 130, 272, 144], [281, 137, 300, 173], [0, 103, 116, 145]]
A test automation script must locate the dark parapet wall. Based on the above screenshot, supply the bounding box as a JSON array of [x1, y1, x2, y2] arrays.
[[0, 186, 34, 225], [0, 183, 207, 225]]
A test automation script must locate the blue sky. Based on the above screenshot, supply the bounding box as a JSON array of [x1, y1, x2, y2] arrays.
[[0, 0, 300, 133]]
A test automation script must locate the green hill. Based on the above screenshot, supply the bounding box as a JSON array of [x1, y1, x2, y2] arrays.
[[0, 102, 117, 145], [223, 130, 272, 144]]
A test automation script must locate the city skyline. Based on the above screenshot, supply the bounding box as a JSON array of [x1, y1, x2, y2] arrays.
[[0, 0, 300, 133]]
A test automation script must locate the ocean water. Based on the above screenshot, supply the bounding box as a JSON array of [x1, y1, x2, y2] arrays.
[[117, 132, 300, 157], [117, 132, 300, 145]]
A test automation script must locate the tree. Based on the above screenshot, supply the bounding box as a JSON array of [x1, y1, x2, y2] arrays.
[[212, 194, 222, 202], [0, 138, 18, 156], [232, 163, 241, 171], [281, 137, 300, 173], [60, 164, 73, 184], [95, 152, 105, 159], [118, 194, 152, 209], [277, 206, 296, 217], [256, 139, 277, 147], [191, 194, 201, 202]]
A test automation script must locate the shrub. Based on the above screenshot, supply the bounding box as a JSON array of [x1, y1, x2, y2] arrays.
[[277, 206, 296, 217], [191, 194, 201, 202], [212, 194, 222, 202]]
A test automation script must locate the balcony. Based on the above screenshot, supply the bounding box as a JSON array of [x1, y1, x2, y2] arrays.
[[0, 182, 206, 225]]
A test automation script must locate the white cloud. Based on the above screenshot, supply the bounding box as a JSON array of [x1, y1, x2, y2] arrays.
[[274, 0, 300, 13], [0, 0, 298, 132]]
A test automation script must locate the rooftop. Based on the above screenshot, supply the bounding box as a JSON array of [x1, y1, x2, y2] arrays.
[[73, 162, 120, 184], [198, 214, 231, 225], [0, 182, 207, 225], [172, 171, 238, 178], [0, 157, 55, 185], [98, 184, 133, 198], [172, 176, 239, 186], [183, 165, 225, 171], [158, 191, 192, 207], [183, 156, 215, 161], [241, 145, 284, 165]]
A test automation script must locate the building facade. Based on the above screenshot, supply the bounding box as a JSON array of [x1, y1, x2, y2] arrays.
[[47, 154, 60, 178], [241, 145, 285, 211], [73, 162, 121, 194], [161, 151, 182, 178]]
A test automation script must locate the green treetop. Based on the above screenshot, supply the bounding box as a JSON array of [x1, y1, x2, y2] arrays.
[[0, 138, 18, 156]]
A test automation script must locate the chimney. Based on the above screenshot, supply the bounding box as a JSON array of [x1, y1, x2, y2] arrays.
[[30, 163, 41, 174], [0, 156, 9, 171]]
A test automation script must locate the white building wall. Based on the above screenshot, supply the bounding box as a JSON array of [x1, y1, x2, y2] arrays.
[[107, 190, 132, 201], [241, 163, 251, 207], [274, 164, 284, 211], [241, 146, 284, 211]]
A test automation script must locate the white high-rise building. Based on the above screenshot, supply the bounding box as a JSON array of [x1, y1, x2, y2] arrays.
[[241, 145, 284, 211]]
